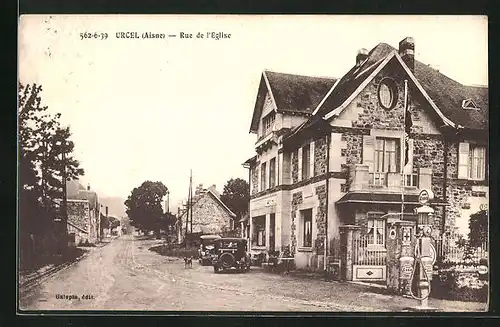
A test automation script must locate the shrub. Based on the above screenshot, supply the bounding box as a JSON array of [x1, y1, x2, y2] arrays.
[[149, 244, 199, 258], [432, 262, 488, 302]]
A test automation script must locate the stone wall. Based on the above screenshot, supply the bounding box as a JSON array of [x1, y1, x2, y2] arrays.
[[314, 184, 327, 253], [251, 165, 259, 195], [291, 150, 299, 184], [291, 191, 303, 254], [189, 192, 233, 234], [67, 201, 89, 232], [445, 184, 471, 235], [413, 137, 447, 230], [341, 132, 363, 165], [351, 66, 407, 130], [314, 137, 327, 176], [446, 142, 458, 179]]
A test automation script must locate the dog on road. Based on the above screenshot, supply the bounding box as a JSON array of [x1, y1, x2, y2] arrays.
[[184, 256, 193, 268]]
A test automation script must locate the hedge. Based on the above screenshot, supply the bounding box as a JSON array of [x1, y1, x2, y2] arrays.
[[149, 244, 199, 258], [431, 261, 488, 302]]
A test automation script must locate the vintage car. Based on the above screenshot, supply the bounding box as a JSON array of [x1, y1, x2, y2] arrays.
[[198, 234, 221, 265], [212, 238, 251, 273]]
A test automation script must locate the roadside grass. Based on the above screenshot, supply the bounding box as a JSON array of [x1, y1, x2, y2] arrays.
[[20, 247, 88, 273]]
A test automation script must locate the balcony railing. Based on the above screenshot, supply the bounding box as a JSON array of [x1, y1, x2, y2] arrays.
[[349, 164, 432, 193], [369, 172, 418, 187]]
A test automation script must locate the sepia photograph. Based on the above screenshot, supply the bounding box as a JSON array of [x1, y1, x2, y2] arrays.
[[18, 15, 489, 313]]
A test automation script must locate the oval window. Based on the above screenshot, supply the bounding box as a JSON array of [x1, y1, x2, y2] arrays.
[[378, 79, 397, 109]]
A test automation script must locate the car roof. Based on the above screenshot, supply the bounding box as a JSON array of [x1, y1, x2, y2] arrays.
[[200, 235, 221, 239], [216, 238, 247, 242]]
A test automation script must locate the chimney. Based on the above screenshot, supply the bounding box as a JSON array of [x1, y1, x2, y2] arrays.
[[356, 48, 368, 66], [195, 184, 203, 195], [87, 183, 91, 191], [399, 37, 415, 72]]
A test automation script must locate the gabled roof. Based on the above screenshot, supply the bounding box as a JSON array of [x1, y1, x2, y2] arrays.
[[314, 43, 395, 118], [66, 180, 99, 210], [265, 71, 337, 113], [315, 42, 488, 130], [249, 71, 337, 132], [179, 188, 237, 219], [242, 155, 257, 168], [414, 60, 488, 130], [69, 190, 99, 210]]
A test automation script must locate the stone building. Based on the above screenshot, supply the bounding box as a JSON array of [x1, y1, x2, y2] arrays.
[[244, 37, 488, 274], [66, 181, 101, 244], [178, 184, 237, 241]]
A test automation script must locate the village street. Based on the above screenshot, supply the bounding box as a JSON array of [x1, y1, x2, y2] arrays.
[[19, 235, 485, 312]]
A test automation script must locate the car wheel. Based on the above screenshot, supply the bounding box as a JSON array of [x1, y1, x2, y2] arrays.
[[219, 252, 235, 269]]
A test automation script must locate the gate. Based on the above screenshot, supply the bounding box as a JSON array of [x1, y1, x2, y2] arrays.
[[352, 236, 387, 281]]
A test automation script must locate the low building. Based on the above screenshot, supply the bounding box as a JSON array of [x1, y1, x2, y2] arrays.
[[66, 181, 101, 244], [178, 184, 237, 241]]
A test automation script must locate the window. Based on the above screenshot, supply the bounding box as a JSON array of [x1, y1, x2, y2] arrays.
[[374, 138, 400, 186], [462, 99, 480, 110], [252, 216, 266, 247], [261, 162, 266, 190], [375, 138, 399, 172], [263, 112, 276, 135], [378, 79, 398, 109], [459, 142, 487, 180], [469, 145, 486, 180], [269, 157, 276, 188], [302, 144, 310, 180], [301, 209, 313, 247], [367, 219, 385, 247]]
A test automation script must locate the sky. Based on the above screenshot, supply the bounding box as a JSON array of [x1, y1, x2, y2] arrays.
[[18, 15, 488, 211]]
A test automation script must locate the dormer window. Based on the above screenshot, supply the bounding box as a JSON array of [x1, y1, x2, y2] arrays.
[[462, 99, 480, 110], [263, 112, 276, 135]]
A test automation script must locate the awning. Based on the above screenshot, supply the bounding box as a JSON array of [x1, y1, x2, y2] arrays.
[[380, 212, 418, 223], [242, 156, 257, 168], [336, 192, 448, 206]]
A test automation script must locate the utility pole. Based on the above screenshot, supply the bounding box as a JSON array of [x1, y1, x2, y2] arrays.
[[189, 170, 193, 235], [185, 170, 193, 247], [61, 149, 68, 253]]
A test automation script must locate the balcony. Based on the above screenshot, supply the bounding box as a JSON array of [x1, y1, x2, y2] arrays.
[[348, 164, 432, 193]]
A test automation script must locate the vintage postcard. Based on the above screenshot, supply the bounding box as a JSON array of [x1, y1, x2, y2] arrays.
[[18, 15, 489, 313]]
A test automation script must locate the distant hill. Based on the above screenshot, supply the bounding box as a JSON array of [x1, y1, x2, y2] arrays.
[[99, 196, 127, 218]]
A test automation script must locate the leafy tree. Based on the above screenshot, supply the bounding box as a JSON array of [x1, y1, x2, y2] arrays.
[[469, 210, 488, 248], [108, 217, 121, 230], [124, 181, 168, 236], [18, 83, 84, 232], [220, 178, 250, 223]]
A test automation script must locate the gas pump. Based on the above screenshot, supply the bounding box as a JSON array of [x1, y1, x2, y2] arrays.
[[409, 189, 437, 310]]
